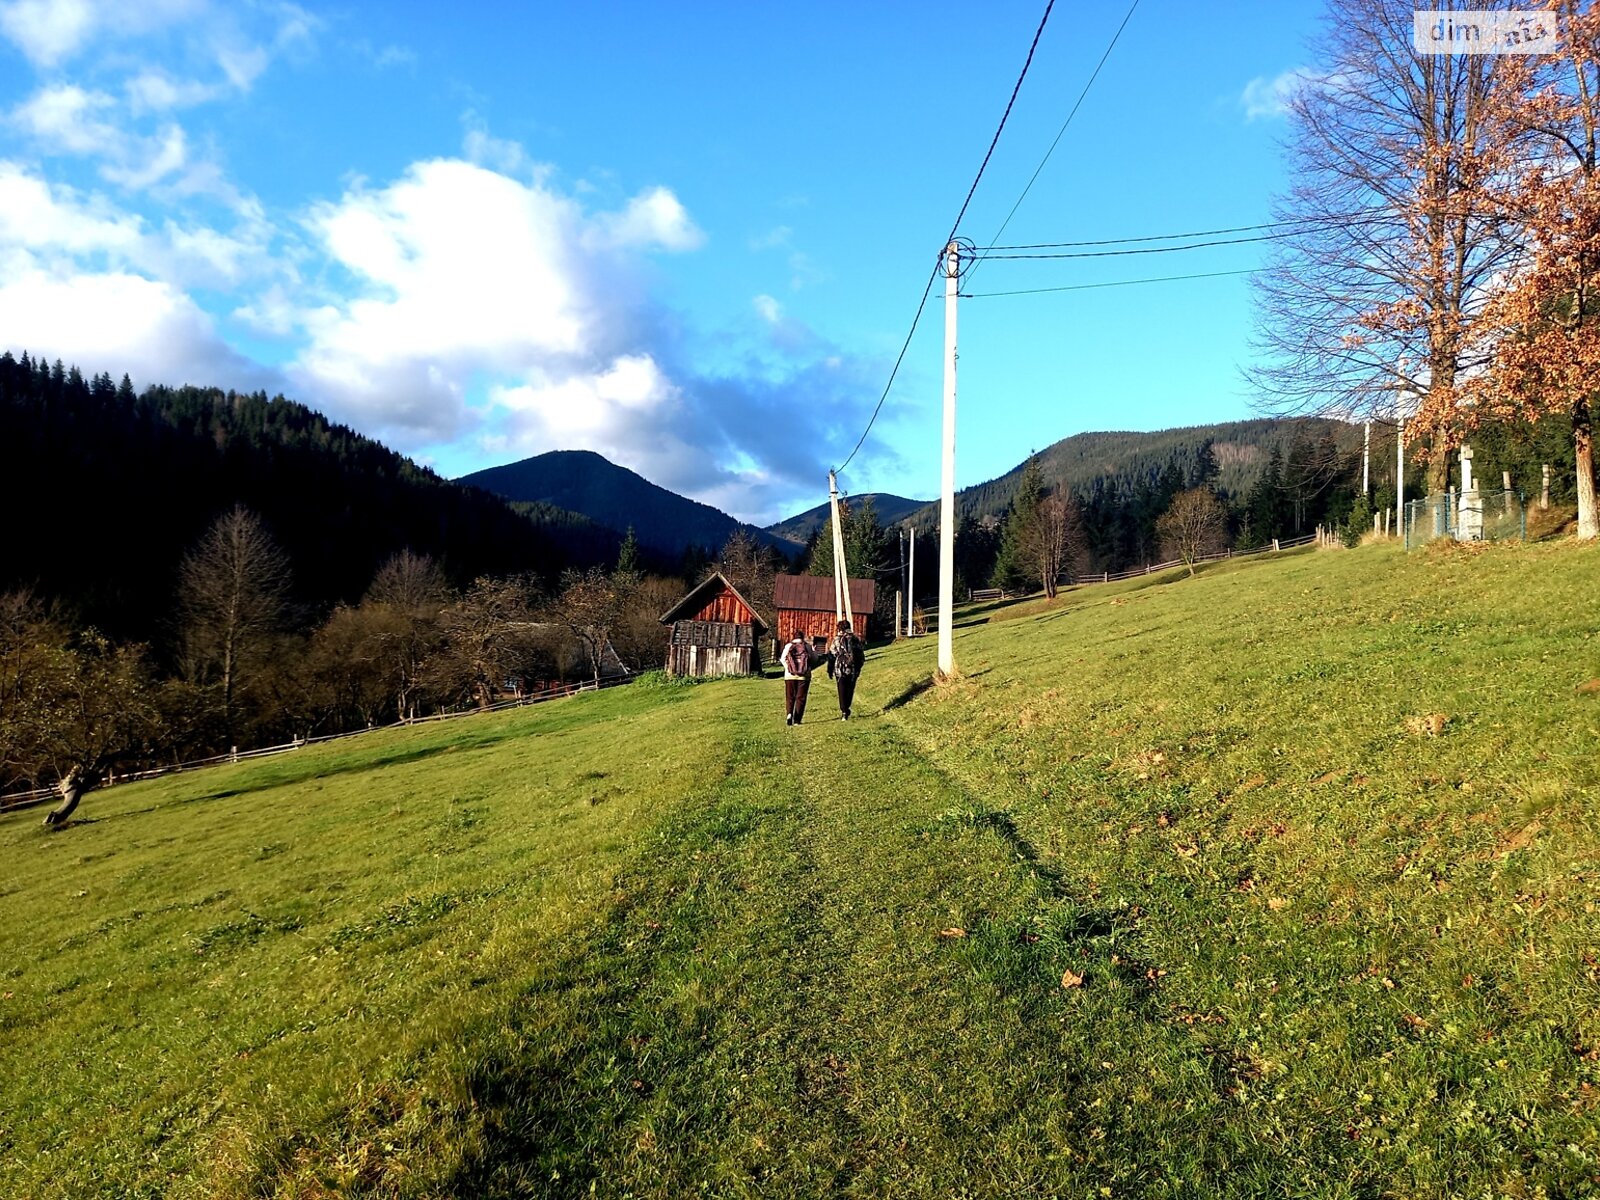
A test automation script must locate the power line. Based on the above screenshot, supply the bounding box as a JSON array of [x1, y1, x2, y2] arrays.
[[964, 267, 1256, 298], [837, 0, 1057, 475], [963, 0, 1141, 289], [975, 208, 1395, 251], [942, 0, 1057, 249], [974, 232, 1291, 260]]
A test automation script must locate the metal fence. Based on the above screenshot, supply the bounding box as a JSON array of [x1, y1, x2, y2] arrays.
[[1404, 491, 1526, 550]]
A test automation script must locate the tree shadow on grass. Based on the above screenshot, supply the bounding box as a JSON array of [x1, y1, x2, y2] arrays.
[[881, 675, 935, 711]]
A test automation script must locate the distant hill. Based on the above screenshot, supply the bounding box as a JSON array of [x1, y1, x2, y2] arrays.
[[459, 450, 801, 558], [0, 350, 621, 644], [902, 417, 1358, 530], [767, 492, 929, 544]]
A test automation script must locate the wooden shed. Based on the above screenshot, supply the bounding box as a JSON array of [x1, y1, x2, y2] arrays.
[[658, 571, 768, 678], [773, 574, 876, 645]]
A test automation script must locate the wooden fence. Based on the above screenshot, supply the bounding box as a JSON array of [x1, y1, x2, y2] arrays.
[[0, 673, 636, 818], [1063, 534, 1319, 586]]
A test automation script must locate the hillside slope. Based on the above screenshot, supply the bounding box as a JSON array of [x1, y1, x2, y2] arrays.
[[0, 353, 618, 641], [460, 449, 800, 558], [905, 416, 1358, 530], [3, 539, 1596, 1197]]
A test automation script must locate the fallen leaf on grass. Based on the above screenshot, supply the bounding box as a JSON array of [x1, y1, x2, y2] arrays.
[[1175, 843, 1200, 858], [1403, 712, 1451, 737], [1236, 774, 1268, 793], [1310, 771, 1339, 786], [1401, 1013, 1429, 1031], [1061, 968, 1084, 989], [938, 927, 966, 939], [1266, 897, 1289, 911]]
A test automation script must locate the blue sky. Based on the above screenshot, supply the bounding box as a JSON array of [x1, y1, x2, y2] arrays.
[[0, 0, 1327, 524]]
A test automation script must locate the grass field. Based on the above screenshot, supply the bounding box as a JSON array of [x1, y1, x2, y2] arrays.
[[3, 540, 1598, 1197]]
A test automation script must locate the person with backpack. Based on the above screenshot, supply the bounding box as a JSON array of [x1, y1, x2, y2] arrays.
[[779, 630, 822, 726], [827, 619, 866, 720]]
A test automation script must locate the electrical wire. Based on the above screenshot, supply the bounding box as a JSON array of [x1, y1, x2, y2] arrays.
[[836, 0, 1057, 475], [962, 0, 1141, 289], [974, 232, 1293, 260], [963, 267, 1256, 298], [974, 208, 1395, 251]]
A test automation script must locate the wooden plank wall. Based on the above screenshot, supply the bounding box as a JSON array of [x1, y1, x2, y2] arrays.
[[691, 590, 756, 625], [665, 619, 762, 677], [666, 643, 757, 677], [777, 610, 871, 645]]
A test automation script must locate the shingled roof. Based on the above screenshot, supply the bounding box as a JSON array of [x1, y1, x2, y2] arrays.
[[772, 573, 876, 614]]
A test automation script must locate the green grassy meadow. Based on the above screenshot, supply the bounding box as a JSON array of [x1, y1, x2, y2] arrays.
[[3, 540, 1598, 1197]]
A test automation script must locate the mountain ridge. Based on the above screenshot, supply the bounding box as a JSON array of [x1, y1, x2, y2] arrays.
[[458, 449, 801, 559]]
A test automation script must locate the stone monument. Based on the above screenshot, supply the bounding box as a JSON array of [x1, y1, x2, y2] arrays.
[[1457, 443, 1484, 540]]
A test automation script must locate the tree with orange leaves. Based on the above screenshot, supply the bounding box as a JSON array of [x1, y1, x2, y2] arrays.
[[1447, 1, 1600, 539]]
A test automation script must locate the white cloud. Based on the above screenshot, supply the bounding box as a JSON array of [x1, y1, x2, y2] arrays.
[[753, 293, 782, 324], [126, 71, 222, 114], [102, 124, 188, 190], [0, 0, 205, 67], [11, 84, 121, 154], [748, 225, 792, 251], [461, 118, 547, 181], [0, 267, 272, 392], [590, 185, 704, 252], [1240, 68, 1314, 121], [0, 160, 143, 255], [290, 158, 630, 441], [0, 0, 95, 66]]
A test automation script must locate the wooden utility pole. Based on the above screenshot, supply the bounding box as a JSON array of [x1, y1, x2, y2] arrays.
[[827, 470, 852, 629], [937, 240, 960, 679]]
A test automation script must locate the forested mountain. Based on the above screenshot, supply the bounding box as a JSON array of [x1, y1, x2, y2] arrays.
[[917, 418, 1359, 531], [0, 351, 620, 644], [766, 492, 928, 543], [460, 449, 801, 558]]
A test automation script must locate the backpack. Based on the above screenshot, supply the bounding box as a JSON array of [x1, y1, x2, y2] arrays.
[[782, 638, 809, 676], [834, 632, 864, 677]]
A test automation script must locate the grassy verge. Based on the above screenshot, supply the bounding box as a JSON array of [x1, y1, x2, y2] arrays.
[[2, 540, 1597, 1197]]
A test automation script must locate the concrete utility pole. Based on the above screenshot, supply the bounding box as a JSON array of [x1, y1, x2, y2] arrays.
[[938, 239, 960, 679], [1396, 391, 1406, 538], [1362, 420, 1371, 496], [905, 523, 915, 638]]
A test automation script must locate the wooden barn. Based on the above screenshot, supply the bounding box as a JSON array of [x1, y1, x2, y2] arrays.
[[658, 571, 768, 678], [773, 574, 876, 644]]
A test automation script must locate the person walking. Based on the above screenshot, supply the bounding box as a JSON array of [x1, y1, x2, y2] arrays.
[[827, 619, 865, 720], [779, 629, 819, 726]]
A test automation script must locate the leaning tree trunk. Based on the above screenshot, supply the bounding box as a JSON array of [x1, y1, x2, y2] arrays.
[[42, 764, 102, 829]]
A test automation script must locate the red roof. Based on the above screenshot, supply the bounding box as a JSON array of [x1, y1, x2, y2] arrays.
[[772, 573, 876, 614]]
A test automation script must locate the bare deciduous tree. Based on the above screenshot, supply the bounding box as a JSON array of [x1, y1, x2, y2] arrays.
[[552, 568, 624, 684], [364, 550, 452, 720], [1157, 489, 1230, 577], [1025, 491, 1087, 599], [1250, 0, 1525, 492], [427, 576, 537, 708], [177, 506, 291, 740]]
